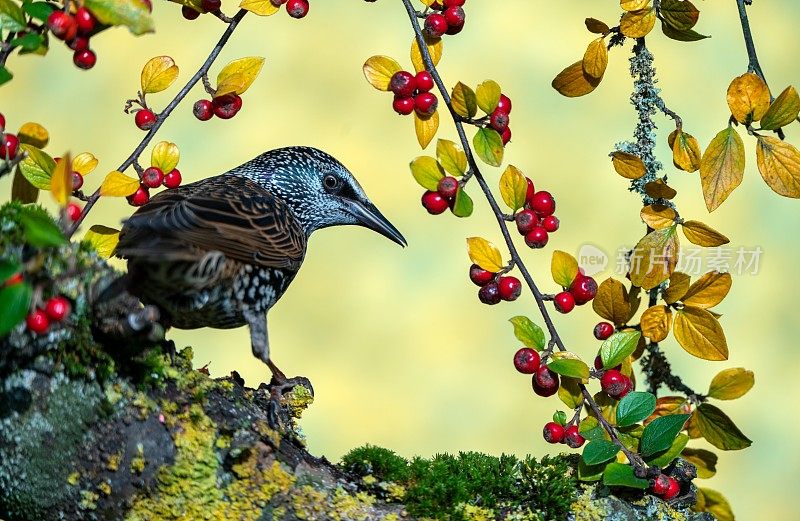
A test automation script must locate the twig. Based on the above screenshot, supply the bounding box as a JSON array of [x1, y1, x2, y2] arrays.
[[66, 9, 249, 238]]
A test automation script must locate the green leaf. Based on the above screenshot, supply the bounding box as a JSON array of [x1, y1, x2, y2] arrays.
[[599, 331, 641, 369], [602, 463, 648, 489], [11, 33, 44, 51], [760, 86, 800, 131], [616, 392, 656, 428], [19, 208, 67, 248], [22, 1, 55, 21], [660, 21, 709, 42], [0, 66, 11, 86], [547, 352, 590, 381], [450, 82, 477, 119], [18, 144, 56, 190], [83, 0, 155, 35], [577, 459, 605, 482], [451, 188, 473, 218], [0, 282, 32, 337], [579, 416, 606, 442], [553, 410, 567, 425], [508, 316, 545, 349], [436, 139, 467, 177], [639, 414, 689, 457], [644, 433, 689, 467], [694, 403, 752, 450], [409, 156, 444, 191], [0, 258, 21, 282], [475, 79, 501, 114], [582, 439, 620, 465], [0, 0, 26, 32], [659, 0, 699, 30], [473, 128, 504, 167]]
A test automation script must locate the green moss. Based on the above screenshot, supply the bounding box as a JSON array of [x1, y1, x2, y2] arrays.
[[341, 445, 411, 483]]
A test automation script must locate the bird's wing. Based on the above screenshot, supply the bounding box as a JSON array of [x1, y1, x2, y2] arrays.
[[116, 175, 306, 270]]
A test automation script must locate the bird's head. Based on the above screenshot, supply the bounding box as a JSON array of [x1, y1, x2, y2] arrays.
[[234, 146, 406, 246]]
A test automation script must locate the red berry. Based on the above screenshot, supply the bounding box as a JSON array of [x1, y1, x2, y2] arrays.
[[213, 94, 243, 119], [651, 474, 670, 496], [524, 226, 549, 249], [515, 209, 538, 235], [478, 282, 501, 305], [1, 133, 20, 160], [75, 7, 95, 34], [498, 276, 522, 301], [525, 178, 535, 202], [389, 71, 417, 98], [442, 0, 465, 6], [469, 264, 495, 287], [513, 348, 540, 374], [67, 36, 90, 52], [424, 13, 448, 38], [201, 0, 221, 11], [45, 296, 71, 321], [26, 309, 49, 334], [662, 476, 680, 500], [47, 12, 77, 41], [530, 191, 556, 216], [570, 274, 598, 305], [0, 112, 5, 131], [135, 109, 156, 131], [443, 6, 465, 34], [437, 176, 459, 199], [618, 375, 633, 398], [4, 273, 23, 286], [554, 291, 575, 314], [496, 94, 512, 114], [489, 108, 509, 133], [532, 366, 559, 397], [415, 71, 434, 92], [542, 422, 565, 444], [286, 0, 309, 18], [142, 167, 164, 188], [542, 215, 560, 233], [127, 185, 150, 207], [182, 5, 201, 19], [601, 369, 628, 398], [594, 322, 614, 341], [163, 169, 182, 189], [414, 92, 438, 118], [73, 49, 96, 70], [421, 190, 448, 215], [193, 99, 214, 121], [392, 97, 415, 116], [500, 127, 512, 146], [564, 425, 585, 448], [66, 203, 82, 222]]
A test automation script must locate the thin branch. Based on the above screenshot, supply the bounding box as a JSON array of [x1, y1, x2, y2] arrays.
[[735, 0, 766, 81], [0, 32, 15, 68]]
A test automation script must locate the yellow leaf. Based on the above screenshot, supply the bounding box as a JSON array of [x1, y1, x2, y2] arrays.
[[670, 129, 701, 173], [411, 35, 442, 74], [592, 278, 631, 326], [681, 220, 730, 247], [681, 448, 717, 478], [640, 305, 672, 342], [50, 152, 71, 207], [707, 368, 754, 400], [239, 0, 280, 16], [151, 141, 180, 173], [620, 0, 650, 11], [760, 85, 800, 130], [629, 226, 680, 290], [140, 55, 179, 95], [83, 225, 121, 258], [727, 72, 771, 124], [620, 8, 656, 38], [414, 110, 439, 149], [216, 56, 265, 97], [72, 152, 98, 176], [466, 237, 504, 273], [663, 272, 690, 305], [475, 80, 501, 114], [640, 204, 676, 230], [755, 135, 800, 198], [409, 156, 444, 191], [558, 377, 583, 409], [436, 139, 467, 177], [450, 82, 477, 119], [17, 122, 49, 148], [682, 271, 731, 309], [585, 18, 610, 34], [582, 37, 608, 79], [362, 55, 402, 91], [644, 179, 677, 199], [696, 488, 734, 521], [552, 61, 602, 98], [700, 127, 745, 212], [551, 250, 579, 288], [610, 151, 646, 179], [499, 165, 527, 211], [673, 306, 728, 361], [100, 171, 140, 197]]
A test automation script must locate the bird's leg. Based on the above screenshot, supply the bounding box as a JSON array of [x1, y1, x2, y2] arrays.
[[244, 310, 313, 429]]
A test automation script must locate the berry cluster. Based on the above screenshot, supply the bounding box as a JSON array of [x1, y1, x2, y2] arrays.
[[423, 0, 466, 38], [47, 7, 99, 70], [182, 0, 309, 19], [389, 69, 438, 118], [128, 165, 182, 207], [469, 264, 521, 305], [553, 271, 597, 314], [542, 421, 585, 449], [491, 93, 512, 145], [0, 113, 20, 162], [193, 94, 243, 121], [420, 175, 460, 215], [26, 296, 71, 334], [513, 177, 559, 249]]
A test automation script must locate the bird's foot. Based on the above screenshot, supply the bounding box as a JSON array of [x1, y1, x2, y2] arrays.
[[266, 375, 315, 430]]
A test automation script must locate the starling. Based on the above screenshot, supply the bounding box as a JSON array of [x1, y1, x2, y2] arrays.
[[115, 147, 406, 423]]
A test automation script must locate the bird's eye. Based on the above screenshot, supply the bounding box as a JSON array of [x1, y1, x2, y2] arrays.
[[323, 174, 341, 192]]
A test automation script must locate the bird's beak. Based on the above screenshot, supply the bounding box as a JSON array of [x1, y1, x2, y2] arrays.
[[347, 200, 407, 247]]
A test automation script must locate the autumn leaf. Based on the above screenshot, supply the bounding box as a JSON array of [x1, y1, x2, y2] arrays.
[[640, 205, 676, 230], [611, 151, 646, 179], [409, 156, 444, 191], [141, 56, 179, 94], [238, 0, 280, 16], [100, 171, 140, 197], [620, 8, 656, 38], [414, 111, 439, 149], [673, 306, 728, 361], [707, 368, 754, 400], [552, 61, 602, 98], [629, 226, 680, 290], [755, 136, 800, 198], [411, 35, 442, 73], [585, 18, 610, 35], [18, 144, 55, 190], [680, 221, 729, 247], [83, 0, 153, 35], [363, 55, 402, 91], [83, 225, 120, 258], [72, 152, 98, 176], [660, 0, 700, 31], [727, 72, 771, 124], [473, 128, 503, 167], [151, 141, 179, 173], [50, 152, 71, 207], [696, 488, 734, 521], [700, 127, 745, 212], [582, 37, 608, 79], [499, 165, 527, 211], [451, 82, 477, 119], [475, 80, 501, 114], [641, 305, 672, 342], [682, 448, 717, 478], [593, 278, 631, 326], [670, 129, 701, 173], [644, 179, 677, 200], [620, 0, 650, 11], [17, 122, 49, 148], [551, 250, 579, 288], [466, 237, 504, 273], [682, 271, 731, 309], [436, 139, 467, 177], [663, 272, 690, 304], [760, 86, 800, 130], [216, 57, 265, 97]]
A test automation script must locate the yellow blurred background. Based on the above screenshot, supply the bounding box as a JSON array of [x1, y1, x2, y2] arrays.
[[2, 1, 799, 518]]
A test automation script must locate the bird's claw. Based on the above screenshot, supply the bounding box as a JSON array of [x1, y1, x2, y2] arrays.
[[266, 375, 314, 430]]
